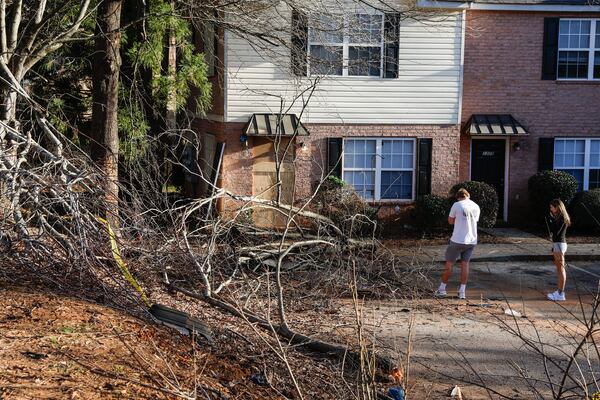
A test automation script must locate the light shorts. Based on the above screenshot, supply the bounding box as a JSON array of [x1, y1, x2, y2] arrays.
[[552, 242, 567, 254], [445, 241, 476, 263]]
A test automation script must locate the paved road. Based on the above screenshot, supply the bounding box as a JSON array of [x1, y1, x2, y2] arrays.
[[358, 261, 600, 399]]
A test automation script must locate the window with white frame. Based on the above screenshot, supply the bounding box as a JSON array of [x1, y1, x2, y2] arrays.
[[554, 138, 600, 190], [557, 19, 600, 80], [343, 138, 415, 201], [308, 13, 384, 77]]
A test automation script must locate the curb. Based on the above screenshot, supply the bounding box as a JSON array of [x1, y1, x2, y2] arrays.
[[430, 254, 600, 263]]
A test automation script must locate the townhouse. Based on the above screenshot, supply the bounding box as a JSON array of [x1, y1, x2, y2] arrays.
[[422, 0, 600, 222], [191, 1, 464, 225], [192, 0, 600, 225]]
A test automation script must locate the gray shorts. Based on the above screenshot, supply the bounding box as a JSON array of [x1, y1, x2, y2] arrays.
[[552, 242, 567, 254], [445, 241, 476, 262]]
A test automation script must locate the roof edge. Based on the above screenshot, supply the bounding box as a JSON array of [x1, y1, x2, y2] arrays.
[[417, 0, 600, 12]]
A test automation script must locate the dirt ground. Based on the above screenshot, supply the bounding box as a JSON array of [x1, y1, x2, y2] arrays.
[[0, 282, 351, 400], [1, 257, 599, 399], [0, 286, 280, 399]]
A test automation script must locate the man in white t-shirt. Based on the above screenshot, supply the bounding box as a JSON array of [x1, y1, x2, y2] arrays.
[[435, 188, 481, 299]]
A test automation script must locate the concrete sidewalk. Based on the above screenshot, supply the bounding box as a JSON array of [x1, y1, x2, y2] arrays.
[[413, 243, 600, 262], [393, 243, 600, 263], [389, 227, 600, 263]]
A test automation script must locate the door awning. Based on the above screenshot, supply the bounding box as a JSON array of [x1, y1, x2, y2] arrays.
[[244, 114, 309, 137], [464, 114, 528, 136]]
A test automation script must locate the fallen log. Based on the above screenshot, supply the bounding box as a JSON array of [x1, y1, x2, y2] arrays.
[[169, 283, 394, 372]]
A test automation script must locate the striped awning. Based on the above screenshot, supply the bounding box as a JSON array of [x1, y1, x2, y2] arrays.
[[244, 114, 309, 137], [464, 114, 528, 136]]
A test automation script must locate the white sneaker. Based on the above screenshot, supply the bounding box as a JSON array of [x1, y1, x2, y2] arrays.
[[435, 288, 447, 297], [458, 291, 466, 300], [547, 291, 566, 301]]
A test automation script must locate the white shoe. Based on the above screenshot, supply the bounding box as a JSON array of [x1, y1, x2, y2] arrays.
[[547, 290, 566, 301], [435, 288, 447, 297], [458, 291, 466, 300]]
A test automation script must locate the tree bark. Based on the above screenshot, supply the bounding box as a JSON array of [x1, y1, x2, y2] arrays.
[[91, 0, 123, 219], [163, 0, 177, 186], [166, 0, 177, 133]]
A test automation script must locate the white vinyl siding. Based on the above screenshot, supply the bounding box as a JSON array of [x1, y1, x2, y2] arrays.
[[224, 11, 463, 124]]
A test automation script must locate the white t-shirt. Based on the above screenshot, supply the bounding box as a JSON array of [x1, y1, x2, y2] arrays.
[[449, 199, 481, 245]]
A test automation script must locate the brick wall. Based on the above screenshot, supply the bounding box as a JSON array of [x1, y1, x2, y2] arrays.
[[296, 124, 461, 202], [194, 119, 461, 217], [462, 10, 600, 222], [192, 119, 249, 213]]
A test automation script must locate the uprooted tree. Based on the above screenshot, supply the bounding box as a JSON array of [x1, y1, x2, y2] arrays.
[[0, 1, 478, 399], [2, 2, 599, 400]]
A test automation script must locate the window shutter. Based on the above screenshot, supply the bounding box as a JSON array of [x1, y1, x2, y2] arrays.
[[542, 18, 559, 80], [291, 10, 308, 77], [327, 138, 343, 178], [416, 138, 433, 196], [383, 14, 400, 79], [538, 138, 555, 171]]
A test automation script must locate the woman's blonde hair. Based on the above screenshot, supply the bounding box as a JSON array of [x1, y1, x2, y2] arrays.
[[550, 198, 571, 226]]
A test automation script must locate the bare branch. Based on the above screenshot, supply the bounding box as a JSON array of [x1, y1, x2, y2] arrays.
[[21, 0, 93, 76], [7, 0, 22, 53], [0, 0, 7, 62]]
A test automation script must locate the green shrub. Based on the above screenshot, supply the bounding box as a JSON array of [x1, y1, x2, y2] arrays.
[[450, 181, 499, 228], [324, 175, 345, 189], [414, 194, 452, 232], [314, 176, 378, 237], [570, 189, 600, 232], [528, 170, 579, 222]]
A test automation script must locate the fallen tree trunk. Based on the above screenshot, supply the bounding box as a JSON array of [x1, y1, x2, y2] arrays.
[[169, 283, 394, 372]]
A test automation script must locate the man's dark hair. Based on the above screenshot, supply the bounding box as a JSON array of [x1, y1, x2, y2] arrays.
[[456, 188, 470, 200]]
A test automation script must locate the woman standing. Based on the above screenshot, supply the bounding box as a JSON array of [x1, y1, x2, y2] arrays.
[[546, 199, 571, 302]]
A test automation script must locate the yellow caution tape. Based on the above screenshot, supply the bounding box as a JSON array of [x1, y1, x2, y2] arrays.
[[96, 217, 151, 308]]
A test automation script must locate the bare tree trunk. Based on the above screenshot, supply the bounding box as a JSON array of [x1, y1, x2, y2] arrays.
[[91, 0, 123, 220], [164, 0, 177, 185], [166, 0, 177, 133], [0, 88, 18, 145], [0, 88, 18, 217]]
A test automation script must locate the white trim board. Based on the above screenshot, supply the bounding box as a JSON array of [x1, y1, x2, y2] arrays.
[[417, 0, 600, 12], [223, 29, 229, 123], [457, 10, 466, 125], [468, 137, 510, 222]]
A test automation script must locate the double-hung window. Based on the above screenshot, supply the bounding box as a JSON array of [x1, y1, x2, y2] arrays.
[[554, 138, 600, 190], [557, 19, 600, 80], [308, 13, 384, 77], [343, 138, 415, 201]]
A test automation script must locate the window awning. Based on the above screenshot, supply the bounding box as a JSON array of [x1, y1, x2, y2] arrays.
[[464, 114, 528, 136], [244, 114, 309, 137]]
